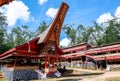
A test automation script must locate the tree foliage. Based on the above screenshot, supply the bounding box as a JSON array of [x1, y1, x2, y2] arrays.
[[34, 21, 48, 37], [8, 26, 33, 47], [62, 19, 120, 47], [0, 12, 8, 54], [0, 13, 49, 54], [101, 20, 120, 45], [0, 11, 120, 53], [63, 24, 76, 45]]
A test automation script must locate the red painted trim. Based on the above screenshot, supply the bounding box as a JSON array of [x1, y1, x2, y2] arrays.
[[55, 45, 64, 55], [86, 55, 94, 59], [16, 38, 39, 49], [0, 48, 16, 57], [61, 52, 85, 59], [47, 71, 57, 74], [94, 55, 120, 61], [0, 54, 12, 60], [63, 45, 87, 53], [16, 50, 38, 54], [86, 45, 120, 55]]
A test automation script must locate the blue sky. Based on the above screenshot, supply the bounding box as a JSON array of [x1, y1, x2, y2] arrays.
[[0, 0, 120, 47]]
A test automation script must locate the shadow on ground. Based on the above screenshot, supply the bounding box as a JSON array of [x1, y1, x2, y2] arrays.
[[62, 72, 104, 77], [57, 78, 82, 81], [57, 69, 104, 81]]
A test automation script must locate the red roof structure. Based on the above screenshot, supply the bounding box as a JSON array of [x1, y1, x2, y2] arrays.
[[63, 43, 91, 52], [61, 52, 85, 59], [61, 43, 92, 59], [1, 0, 120, 71], [61, 42, 120, 62], [0, 2, 69, 61], [85, 43, 120, 61], [0, 0, 14, 6], [0, 2, 69, 76]]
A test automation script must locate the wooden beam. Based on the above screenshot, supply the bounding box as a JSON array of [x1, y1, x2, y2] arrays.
[[52, 58, 55, 68]]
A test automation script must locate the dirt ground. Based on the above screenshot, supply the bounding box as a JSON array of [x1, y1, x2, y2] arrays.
[[66, 68, 120, 81], [31, 68, 120, 81], [30, 71, 120, 81], [0, 68, 120, 81], [81, 71, 120, 81]]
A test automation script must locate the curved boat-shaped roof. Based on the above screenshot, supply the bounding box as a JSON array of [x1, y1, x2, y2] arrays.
[[0, 2, 69, 60]]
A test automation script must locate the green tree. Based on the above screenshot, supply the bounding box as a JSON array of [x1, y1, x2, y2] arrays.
[[102, 20, 120, 45], [6, 32, 14, 48], [63, 24, 77, 46], [90, 22, 104, 46], [76, 25, 94, 44], [76, 24, 86, 44], [63, 23, 104, 46], [11, 26, 32, 47], [0, 12, 8, 54], [34, 21, 48, 37]]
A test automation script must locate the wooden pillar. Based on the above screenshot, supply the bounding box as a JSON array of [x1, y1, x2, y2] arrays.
[[95, 61, 98, 69], [14, 57, 17, 69], [56, 55, 58, 62], [56, 56, 59, 66], [59, 59, 62, 68], [52, 58, 55, 68], [45, 57, 48, 68]]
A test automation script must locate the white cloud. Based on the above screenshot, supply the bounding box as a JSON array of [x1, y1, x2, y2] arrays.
[[0, 8, 4, 13], [115, 7, 120, 17], [38, 0, 47, 5], [60, 38, 71, 47], [46, 8, 58, 18], [0, 1, 30, 26], [96, 12, 114, 24], [115, 6, 120, 22]]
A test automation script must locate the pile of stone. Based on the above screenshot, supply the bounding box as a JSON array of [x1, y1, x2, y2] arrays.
[[1, 67, 38, 81]]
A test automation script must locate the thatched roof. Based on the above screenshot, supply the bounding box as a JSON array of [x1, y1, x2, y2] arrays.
[[0, 0, 14, 6]]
